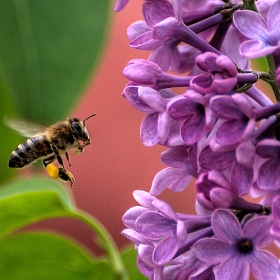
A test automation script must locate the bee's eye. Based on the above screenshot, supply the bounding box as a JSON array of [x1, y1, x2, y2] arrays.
[[72, 122, 82, 133]]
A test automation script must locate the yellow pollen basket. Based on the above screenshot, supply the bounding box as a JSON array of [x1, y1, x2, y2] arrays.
[[45, 163, 59, 179]]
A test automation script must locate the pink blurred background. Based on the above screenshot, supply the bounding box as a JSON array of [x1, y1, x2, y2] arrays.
[[30, 1, 196, 254]]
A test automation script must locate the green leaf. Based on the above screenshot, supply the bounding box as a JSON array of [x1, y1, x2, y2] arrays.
[[252, 56, 268, 72], [0, 0, 111, 124], [0, 76, 21, 184], [0, 176, 73, 206], [0, 177, 128, 280], [0, 177, 74, 237], [0, 232, 114, 280], [121, 246, 146, 280]]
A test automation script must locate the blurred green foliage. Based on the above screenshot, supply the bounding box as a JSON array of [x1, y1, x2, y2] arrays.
[[0, 233, 114, 280], [0, 178, 121, 279], [0, 0, 110, 124]]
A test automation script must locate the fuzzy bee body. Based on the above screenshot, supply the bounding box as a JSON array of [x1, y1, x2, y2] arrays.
[[8, 114, 95, 187], [9, 135, 51, 168]]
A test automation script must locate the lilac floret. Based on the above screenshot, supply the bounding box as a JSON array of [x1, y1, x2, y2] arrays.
[[192, 209, 279, 280], [233, 0, 280, 58], [210, 94, 255, 147], [256, 139, 280, 191], [119, 0, 280, 278], [167, 90, 207, 145], [190, 52, 238, 94]]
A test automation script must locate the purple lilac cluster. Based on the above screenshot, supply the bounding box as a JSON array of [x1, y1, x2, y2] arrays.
[[116, 0, 280, 279]]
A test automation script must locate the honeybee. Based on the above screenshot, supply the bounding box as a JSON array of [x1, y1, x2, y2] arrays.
[[8, 114, 95, 188]]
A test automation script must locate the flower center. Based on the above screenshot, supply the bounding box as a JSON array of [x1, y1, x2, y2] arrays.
[[237, 238, 253, 254]]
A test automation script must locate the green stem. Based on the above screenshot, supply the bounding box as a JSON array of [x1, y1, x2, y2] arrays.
[[70, 210, 128, 280], [266, 54, 280, 101], [242, 0, 258, 12]]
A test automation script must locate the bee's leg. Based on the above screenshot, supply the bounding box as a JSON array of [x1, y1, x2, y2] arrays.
[[51, 145, 66, 171], [58, 168, 75, 188], [65, 151, 72, 167], [73, 141, 90, 155], [43, 155, 56, 167], [73, 146, 83, 155]]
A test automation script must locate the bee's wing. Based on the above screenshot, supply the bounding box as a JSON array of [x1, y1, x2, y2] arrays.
[[5, 118, 47, 137]]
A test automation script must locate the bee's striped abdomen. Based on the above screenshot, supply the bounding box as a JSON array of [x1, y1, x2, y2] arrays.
[[8, 136, 52, 168]]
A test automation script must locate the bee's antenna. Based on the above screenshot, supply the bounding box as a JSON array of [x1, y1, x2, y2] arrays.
[[83, 114, 96, 124]]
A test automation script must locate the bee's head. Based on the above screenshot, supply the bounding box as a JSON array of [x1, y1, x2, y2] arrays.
[[68, 114, 95, 144]]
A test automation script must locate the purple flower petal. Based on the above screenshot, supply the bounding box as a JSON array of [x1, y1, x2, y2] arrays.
[[216, 55, 237, 76], [232, 94, 255, 118], [122, 229, 152, 246], [137, 257, 154, 278], [192, 238, 233, 264], [171, 0, 183, 21], [190, 74, 213, 94], [267, 0, 280, 34], [258, 158, 280, 191], [177, 220, 188, 245], [211, 75, 237, 94], [149, 40, 178, 72], [233, 5, 280, 58], [136, 212, 176, 239], [150, 167, 192, 196], [272, 196, 280, 224], [210, 188, 236, 209], [215, 119, 248, 146], [230, 162, 253, 196], [207, 170, 231, 189], [158, 111, 171, 143], [196, 192, 215, 210], [153, 17, 180, 41], [233, 10, 270, 41], [184, 89, 207, 105], [240, 40, 277, 58], [122, 86, 157, 113], [210, 96, 242, 120], [129, 31, 162, 50], [139, 87, 166, 112], [140, 113, 159, 146], [243, 216, 273, 247], [143, 0, 174, 28], [138, 244, 155, 276], [153, 236, 178, 265], [199, 146, 235, 171], [152, 199, 178, 221], [122, 206, 148, 229], [236, 141, 255, 168], [191, 52, 238, 94], [256, 139, 280, 158], [196, 171, 232, 210], [160, 146, 190, 168], [123, 59, 162, 86], [195, 52, 218, 72], [211, 210, 243, 244], [167, 95, 198, 120], [250, 250, 280, 280], [215, 257, 250, 280], [127, 21, 150, 41], [181, 108, 206, 145], [114, 0, 129, 12], [221, 25, 250, 70], [133, 190, 156, 209]]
